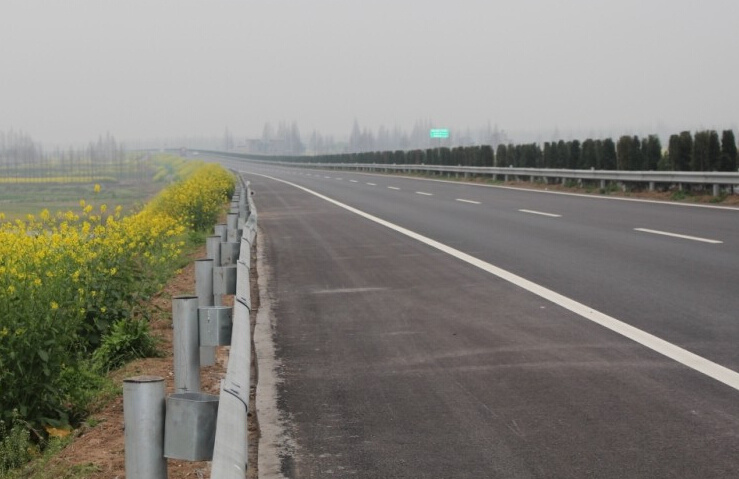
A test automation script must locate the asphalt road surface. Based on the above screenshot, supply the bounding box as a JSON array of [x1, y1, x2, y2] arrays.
[[214, 156, 739, 478]]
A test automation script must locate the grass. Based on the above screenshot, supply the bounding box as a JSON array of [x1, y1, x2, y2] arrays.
[[0, 178, 162, 221], [0, 436, 101, 479]]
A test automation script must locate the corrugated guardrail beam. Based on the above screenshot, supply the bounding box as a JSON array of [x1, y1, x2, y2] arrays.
[[211, 175, 255, 478], [211, 151, 739, 194], [299, 163, 739, 186]]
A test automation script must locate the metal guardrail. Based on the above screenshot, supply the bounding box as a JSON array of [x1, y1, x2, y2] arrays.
[[211, 174, 256, 478], [123, 174, 256, 478], [207, 150, 739, 196], [295, 163, 739, 195]]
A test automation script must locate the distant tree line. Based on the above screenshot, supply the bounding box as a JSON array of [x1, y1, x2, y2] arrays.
[[236, 129, 737, 173], [0, 130, 144, 183], [238, 119, 511, 156]]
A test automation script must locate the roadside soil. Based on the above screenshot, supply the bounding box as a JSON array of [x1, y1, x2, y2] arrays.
[[43, 244, 260, 479]]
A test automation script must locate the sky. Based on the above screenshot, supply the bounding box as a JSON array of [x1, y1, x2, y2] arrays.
[[1, 0, 738, 146]]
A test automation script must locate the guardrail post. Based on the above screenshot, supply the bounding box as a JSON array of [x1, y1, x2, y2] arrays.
[[207, 235, 223, 266], [713, 184, 720, 197], [196, 259, 216, 367], [215, 223, 228, 243], [124, 376, 167, 479], [173, 296, 201, 393], [207, 234, 224, 306]]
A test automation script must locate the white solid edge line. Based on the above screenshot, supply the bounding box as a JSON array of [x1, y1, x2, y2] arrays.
[[456, 199, 481, 204], [519, 209, 562, 218], [634, 228, 723, 244], [254, 172, 739, 392], [416, 191, 433, 196]]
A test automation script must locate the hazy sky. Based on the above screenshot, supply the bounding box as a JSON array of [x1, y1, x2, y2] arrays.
[[2, 0, 738, 145]]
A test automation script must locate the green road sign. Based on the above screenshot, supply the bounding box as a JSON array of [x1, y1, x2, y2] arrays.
[[429, 129, 449, 139]]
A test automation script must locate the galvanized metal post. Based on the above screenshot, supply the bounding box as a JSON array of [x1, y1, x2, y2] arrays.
[[207, 235, 224, 306], [214, 223, 228, 243], [123, 376, 167, 479], [227, 212, 238, 230], [206, 235, 222, 266], [173, 296, 200, 393], [196, 259, 216, 367], [196, 259, 215, 307]]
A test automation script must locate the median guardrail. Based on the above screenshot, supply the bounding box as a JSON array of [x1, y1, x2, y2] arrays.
[[206, 150, 739, 197]]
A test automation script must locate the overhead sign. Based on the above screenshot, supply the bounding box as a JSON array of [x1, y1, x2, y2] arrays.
[[429, 129, 449, 139]]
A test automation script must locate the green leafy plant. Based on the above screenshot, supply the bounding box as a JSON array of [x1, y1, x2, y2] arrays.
[[91, 318, 161, 373], [670, 190, 688, 201], [0, 412, 38, 474]]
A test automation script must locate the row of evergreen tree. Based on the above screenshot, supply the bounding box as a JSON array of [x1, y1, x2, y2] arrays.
[[250, 129, 737, 172]]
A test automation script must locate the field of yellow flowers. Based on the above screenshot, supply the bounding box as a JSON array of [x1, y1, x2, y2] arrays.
[[0, 160, 234, 439]]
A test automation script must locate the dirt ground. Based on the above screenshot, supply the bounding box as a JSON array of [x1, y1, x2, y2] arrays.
[[45, 244, 260, 479]]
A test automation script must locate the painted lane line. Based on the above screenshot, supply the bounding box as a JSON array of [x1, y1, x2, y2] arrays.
[[456, 199, 481, 205], [367, 182, 377, 186], [253, 172, 739, 393], [519, 209, 562, 218], [335, 178, 343, 180], [324, 176, 331, 179], [416, 191, 433, 196], [634, 228, 723, 244], [349, 180, 358, 183], [388, 186, 400, 190]]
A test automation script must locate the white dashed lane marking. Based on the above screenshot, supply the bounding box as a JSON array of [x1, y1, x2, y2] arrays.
[[519, 209, 562, 218], [634, 228, 722, 244]]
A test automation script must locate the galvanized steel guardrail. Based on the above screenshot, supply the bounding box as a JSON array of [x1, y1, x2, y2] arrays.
[[296, 162, 739, 196], [207, 150, 739, 196], [211, 174, 256, 478], [123, 173, 256, 478]]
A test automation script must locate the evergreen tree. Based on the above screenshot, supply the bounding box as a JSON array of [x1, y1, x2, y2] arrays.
[[556, 140, 569, 168], [581, 139, 596, 169], [643, 135, 661, 170], [667, 134, 680, 171], [480, 145, 494, 167], [616, 135, 632, 170], [569, 140, 581, 169], [708, 130, 721, 171], [629, 136, 643, 170], [602, 138, 617, 170], [720, 130, 737, 171], [451, 146, 465, 165], [495, 144, 507, 167], [677, 131, 693, 170], [439, 147, 452, 165], [692, 130, 710, 171], [542, 142, 554, 168], [507, 144, 519, 167], [692, 130, 721, 171]]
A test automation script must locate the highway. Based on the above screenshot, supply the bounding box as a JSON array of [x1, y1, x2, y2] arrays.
[[213, 156, 739, 478]]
